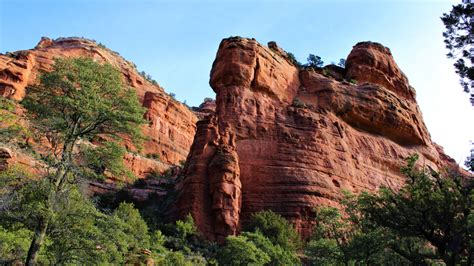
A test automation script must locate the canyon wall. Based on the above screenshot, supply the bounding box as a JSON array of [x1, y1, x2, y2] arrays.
[[0, 37, 198, 177], [176, 37, 458, 242]]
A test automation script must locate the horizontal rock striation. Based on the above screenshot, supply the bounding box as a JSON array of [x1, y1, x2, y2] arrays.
[[176, 37, 460, 241], [0, 37, 198, 177]]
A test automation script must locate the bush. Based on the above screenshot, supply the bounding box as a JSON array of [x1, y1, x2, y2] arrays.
[[287, 52, 302, 68], [145, 153, 161, 160], [216, 235, 270, 266], [241, 231, 300, 265], [0, 225, 33, 264], [292, 98, 306, 108], [244, 210, 301, 252]]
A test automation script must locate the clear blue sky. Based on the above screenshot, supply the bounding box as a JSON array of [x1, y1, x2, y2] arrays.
[[1, 0, 472, 162]]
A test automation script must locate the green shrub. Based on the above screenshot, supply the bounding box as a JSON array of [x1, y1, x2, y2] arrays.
[[241, 231, 300, 265], [292, 98, 306, 108], [217, 235, 270, 266], [146, 153, 161, 160], [287, 52, 302, 68], [244, 210, 301, 252], [0, 225, 33, 264]]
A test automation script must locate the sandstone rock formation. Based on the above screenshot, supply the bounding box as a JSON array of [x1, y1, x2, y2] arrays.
[[0, 147, 13, 171], [0, 37, 198, 177], [176, 37, 459, 241]]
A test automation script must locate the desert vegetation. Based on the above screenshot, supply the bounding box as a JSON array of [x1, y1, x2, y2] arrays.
[[0, 2, 473, 265]]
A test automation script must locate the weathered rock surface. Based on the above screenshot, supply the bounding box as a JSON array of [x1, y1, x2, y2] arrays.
[[192, 98, 216, 120], [0, 37, 198, 176], [0, 147, 13, 171], [176, 37, 460, 241]]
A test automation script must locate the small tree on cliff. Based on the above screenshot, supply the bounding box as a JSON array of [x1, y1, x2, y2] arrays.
[[305, 54, 324, 69], [20, 57, 146, 264]]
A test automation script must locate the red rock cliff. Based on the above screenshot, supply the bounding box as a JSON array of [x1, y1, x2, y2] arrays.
[[176, 37, 459, 242], [0, 37, 198, 177]]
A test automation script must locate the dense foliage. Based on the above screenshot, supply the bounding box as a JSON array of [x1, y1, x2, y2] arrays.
[[306, 155, 473, 266], [244, 210, 301, 252], [1, 47, 472, 265], [0, 57, 148, 264]]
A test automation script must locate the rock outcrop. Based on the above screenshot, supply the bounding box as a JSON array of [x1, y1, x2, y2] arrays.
[[176, 37, 459, 241], [0, 37, 198, 177]]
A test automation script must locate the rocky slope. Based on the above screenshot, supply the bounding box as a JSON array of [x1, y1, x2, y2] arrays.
[[0, 37, 198, 177], [175, 37, 459, 242]]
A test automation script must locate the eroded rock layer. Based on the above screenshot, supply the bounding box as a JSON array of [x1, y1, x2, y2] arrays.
[[0, 37, 198, 177], [176, 37, 458, 241]]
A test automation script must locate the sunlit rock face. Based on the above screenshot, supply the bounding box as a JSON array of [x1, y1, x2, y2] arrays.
[[176, 37, 459, 242], [0, 37, 198, 177]]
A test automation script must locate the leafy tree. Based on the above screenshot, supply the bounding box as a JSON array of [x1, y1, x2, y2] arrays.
[[287, 52, 303, 68], [306, 54, 324, 68], [80, 141, 132, 180], [112, 202, 151, 253], [241, 230, 300, 265], [306, 207, 352, 265], [1, 166, 154, 264], [176, 214, 198, 241], [358, 155, 473, 265], [441, 2, 474, 105], [43, 188, 127, 264], [19, 57, 146, 264], [466, 147, 474, 172], [216, 235, 270, 266], [338, 58, 346, 68], [157, 214, 212, 264], [0, 98, 30, 142], [306, 205, 409, 265], [244, 210, 301, 252], [0, 224, 33, 264], [203, 97, 214, 103]]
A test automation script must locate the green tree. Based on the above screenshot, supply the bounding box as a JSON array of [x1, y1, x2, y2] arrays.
[[0, 98, 30, 141], [216, 235, 270, 266], [306, 205, 408, 265], [241, 231, 300, 265], [358, 155, 473, 265], [286, 52, 303, 68], [79, 141, 132, 180], [306, 207, 353, 265], [305, 54, 324, 68], [441, 2, 474, 105], [19, 57, 146, 264], [0, 224, 33, 264], [244, 210, 301, 252], [1, 166, 153, 264], [338, 58, 346, 68]]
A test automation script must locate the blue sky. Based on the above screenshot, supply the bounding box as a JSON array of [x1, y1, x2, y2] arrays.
[[1, 0, 472, 162]]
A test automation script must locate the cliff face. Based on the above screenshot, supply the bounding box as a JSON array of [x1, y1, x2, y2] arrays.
[[0, 37, 198, 177], [176, 37, 458, 242]]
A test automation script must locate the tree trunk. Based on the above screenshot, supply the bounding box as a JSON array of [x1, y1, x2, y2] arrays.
[[25, 217, 49, 265], [25, 138, 76, 265]]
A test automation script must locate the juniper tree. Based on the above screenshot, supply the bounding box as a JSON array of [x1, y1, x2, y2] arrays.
[[20, 57, 146, 264], [358, 155, 473, 265]]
